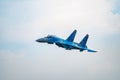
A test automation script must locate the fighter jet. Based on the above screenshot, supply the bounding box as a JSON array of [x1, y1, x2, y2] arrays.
[[36, 30, 97, 52]]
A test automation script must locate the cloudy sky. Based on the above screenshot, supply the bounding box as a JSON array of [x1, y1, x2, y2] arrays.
[[0, 0, 120, 80]]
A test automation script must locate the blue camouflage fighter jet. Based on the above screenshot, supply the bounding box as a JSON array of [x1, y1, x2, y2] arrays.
[[36, 30, 97, 52]]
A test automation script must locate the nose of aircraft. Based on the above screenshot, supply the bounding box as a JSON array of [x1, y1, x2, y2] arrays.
[[36, 38, 46, 42], [36, 39, 39, 42]]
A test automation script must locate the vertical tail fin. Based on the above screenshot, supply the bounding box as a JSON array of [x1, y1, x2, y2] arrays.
[[66, 30, 77, 42], [79, 34, 89, 47]]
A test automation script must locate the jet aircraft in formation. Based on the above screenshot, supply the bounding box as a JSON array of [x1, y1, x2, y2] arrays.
[[36, 30, 97, 52]]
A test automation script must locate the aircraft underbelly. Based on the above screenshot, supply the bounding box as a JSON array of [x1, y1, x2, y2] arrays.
[[55, 43, 78, 50]]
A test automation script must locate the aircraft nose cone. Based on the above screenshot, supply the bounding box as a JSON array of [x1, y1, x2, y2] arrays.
[[36, 38, 46, 42], [36, 39, 39, 42]]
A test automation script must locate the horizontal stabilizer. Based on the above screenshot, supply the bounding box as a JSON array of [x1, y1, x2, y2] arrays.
[[78, 46, 97, 52], [87, 49, 97, 52]]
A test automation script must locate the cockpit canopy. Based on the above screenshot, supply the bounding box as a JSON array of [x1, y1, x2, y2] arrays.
[[45, 35, 56, 38]]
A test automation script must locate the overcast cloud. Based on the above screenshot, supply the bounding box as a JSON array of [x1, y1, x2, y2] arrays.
[[0, 0, 120, 80]]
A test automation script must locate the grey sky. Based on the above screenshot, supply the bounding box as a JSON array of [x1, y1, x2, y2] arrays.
[[0, 0, 120, 80]]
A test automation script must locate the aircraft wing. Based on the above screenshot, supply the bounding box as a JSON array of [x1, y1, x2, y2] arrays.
[[55, 39, 80, 49], [86, 48, 97, 52], [54, 39, 97, 52]]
